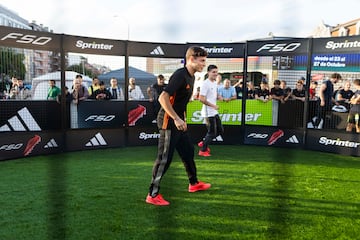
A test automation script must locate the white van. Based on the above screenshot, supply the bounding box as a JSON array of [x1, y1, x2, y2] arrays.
[[32, 71, 92, 100]]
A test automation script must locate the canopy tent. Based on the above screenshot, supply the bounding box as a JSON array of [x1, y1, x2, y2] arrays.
[[32, 71, 92, 100], [32, 71, 92, 82], [98, 66, 156, 88]]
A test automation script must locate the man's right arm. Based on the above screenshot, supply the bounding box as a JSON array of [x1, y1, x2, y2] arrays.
[[199, 95, 218, 109], [159, 91, 187, 131], [319, 83, 326, 106]]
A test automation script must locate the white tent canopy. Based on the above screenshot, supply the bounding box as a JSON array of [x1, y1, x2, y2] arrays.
[[32, 71, 92, 100], [32, 71, 92, 82]]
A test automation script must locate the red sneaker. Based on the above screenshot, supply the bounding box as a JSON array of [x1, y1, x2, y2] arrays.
[[197, 141, 211, 153], [189, 181, 211, 193], [145, 194, 170, 206], [198, 150, 211, 157]]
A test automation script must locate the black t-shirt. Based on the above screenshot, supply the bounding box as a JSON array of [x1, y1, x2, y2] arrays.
[[323, 80, 334, 104], [235, 86, 244, 99], [90, 89, 111, 100], [292, 88, 306, 98], [338, 89, 354, 100], [282, 87, 292, 97], [255, 88, 270, 98], [151, 83, 167, 100], [270, 87, 284, 97], [350, 90, 360, 113], [157, 67, 194, 129]]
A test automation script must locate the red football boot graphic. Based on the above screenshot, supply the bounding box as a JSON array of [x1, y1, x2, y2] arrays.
[[128, 104, 146, 126], [267, 129, 284, 145], [24, 135, 41, 156]]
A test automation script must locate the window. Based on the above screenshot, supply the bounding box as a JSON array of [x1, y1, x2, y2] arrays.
[[339, 26, 348, 36], [356, 21, 360, 35]]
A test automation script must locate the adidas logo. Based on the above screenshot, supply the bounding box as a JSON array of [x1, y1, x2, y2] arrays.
[[0, 107, 41, 132], [85, 133, 107, 147], [286, 135, 299, 144], [213, 135, 224, 142], [150, 46, 164, 55], [44, 138, 58, 148]]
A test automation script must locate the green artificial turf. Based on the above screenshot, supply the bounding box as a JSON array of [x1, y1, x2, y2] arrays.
[[1, 145, 359, 240]]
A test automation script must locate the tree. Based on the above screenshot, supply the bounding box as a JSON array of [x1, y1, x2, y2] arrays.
[[0, 47, 26, 80], [66, 64, 95, 78], [0, 48, 26, 93]]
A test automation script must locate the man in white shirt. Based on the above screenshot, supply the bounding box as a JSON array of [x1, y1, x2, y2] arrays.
[[128, 77, 144, 100], [198, 65, 223, 157]]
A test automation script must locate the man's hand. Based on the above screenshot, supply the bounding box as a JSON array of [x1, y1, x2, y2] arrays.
[[174, 117, 187, 131]]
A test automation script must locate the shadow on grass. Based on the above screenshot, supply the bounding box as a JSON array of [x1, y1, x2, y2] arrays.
[[211, 145, 360, 170], [47, 154, 67, 240]]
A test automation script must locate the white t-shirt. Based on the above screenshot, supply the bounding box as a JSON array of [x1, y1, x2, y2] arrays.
[[200, 78, 218, 117], [128, 85, 144, 100]]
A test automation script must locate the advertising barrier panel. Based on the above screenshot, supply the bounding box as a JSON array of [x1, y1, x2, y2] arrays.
[[75, 100, 157, 129], [0, 131, 64, 161], [244, 125, 304, 148], [0, 25, 60, 51], [186, 99, 274, 126], [127, 126, 160, 146], [76, 101, 126, 128], [127, 101, 157, 127], [187, 43, 245, 58], [188, 125, 243, 146], [0, 101, 62, 131], [63, 35, 126, 55], [306, 129, 360, 156], [66, 129, 125, 152]]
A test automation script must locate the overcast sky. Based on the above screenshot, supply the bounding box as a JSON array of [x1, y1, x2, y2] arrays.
[[2, 0, 360, 43]]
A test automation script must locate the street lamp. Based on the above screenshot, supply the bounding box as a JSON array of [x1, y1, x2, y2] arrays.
[[80, 58, 85, 75]]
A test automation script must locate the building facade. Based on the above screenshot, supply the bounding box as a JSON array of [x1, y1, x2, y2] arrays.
[[312, 18, 360, 38], [0, 4, 57, 82]]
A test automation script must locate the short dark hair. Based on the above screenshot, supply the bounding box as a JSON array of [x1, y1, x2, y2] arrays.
[[207, 64, 218, 72], [331, 73, 342, 80], [274, 79, 281, 85], [75, 74, 83, 79], [158, 74, 164, 80], [99, 81, 105, 86]]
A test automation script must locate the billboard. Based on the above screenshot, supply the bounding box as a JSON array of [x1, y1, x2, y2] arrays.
[[0, 131, 64, 161], [306, 130, 360, 156], [186, 100, 274, 126]]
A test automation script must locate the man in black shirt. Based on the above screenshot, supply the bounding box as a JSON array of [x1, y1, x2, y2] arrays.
[[147, 74, 167, 120], [89, 81, 111, 100], [314, 73, 342, 128], [146, 46, 211, 206], [270, 79, 285, 103], [292, 80, 306, 102], [336, 80, 354, 110]]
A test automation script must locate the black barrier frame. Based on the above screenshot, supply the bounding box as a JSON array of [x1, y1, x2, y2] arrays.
[[0, 25, 359, 161], [244, 38, 311, 149], [125, 41, 187, 146], [186, 42, 246, 145]]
